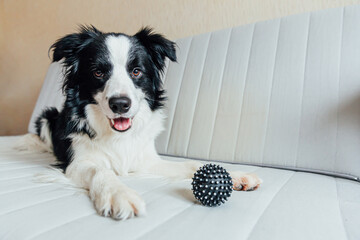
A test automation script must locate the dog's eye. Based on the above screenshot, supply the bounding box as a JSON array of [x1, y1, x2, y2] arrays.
[[131, 68, 142, 78], [93, 70, 104, 79]]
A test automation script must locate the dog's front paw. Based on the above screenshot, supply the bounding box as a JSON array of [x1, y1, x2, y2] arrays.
[[91, 186, 146, 220], [231, 172, 262, 191]]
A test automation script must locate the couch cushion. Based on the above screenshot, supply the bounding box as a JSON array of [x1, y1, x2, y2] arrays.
[[1, 136, 359, 240]]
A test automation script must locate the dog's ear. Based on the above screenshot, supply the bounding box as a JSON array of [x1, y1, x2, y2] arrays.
[[50, 25, 102, 91], [134, 27, 177, 72], [50, 25, 101, 62]]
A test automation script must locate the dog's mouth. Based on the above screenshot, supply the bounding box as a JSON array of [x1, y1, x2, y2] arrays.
[[108, 117, 132, 132]]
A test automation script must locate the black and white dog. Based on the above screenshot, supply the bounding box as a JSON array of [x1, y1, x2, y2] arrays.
[[21, 26, 261, 220]]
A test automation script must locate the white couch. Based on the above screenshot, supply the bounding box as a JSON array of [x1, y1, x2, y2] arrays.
[[1, 5, 360, 240]]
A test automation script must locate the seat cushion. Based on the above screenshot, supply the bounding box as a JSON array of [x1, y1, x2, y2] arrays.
[[1, 136, 359, 240]]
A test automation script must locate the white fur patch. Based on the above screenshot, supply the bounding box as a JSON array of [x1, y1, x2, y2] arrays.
[[39, 118, 53, 150], [94, 35, 142, 120], [14, 133, 52, 153], [69, 103, 165, 176], [65, 101, 164, 219]]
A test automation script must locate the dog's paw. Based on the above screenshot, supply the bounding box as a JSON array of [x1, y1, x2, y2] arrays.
[[231, 172, 262, 191], [91, 186, 146, 220]]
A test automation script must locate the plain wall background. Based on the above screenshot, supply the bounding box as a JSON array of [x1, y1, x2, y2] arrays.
[[1, 0, 359, 136]]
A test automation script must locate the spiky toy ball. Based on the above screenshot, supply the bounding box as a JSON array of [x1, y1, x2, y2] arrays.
[[191, 164, 233, 207]]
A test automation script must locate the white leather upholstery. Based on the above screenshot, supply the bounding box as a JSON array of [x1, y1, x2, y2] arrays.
[[1, 136, 359, 240], [28, 5, 360, 180]]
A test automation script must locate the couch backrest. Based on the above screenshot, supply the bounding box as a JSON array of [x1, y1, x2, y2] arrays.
[[29, 5, 360, 180], [155, 5, 360, 180], [28, 62, 65, 134]]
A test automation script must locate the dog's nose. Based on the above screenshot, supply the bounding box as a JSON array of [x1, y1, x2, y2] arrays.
[[109, 96, 131, 114]]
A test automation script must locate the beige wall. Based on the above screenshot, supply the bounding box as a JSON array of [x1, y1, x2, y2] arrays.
[[1, 0, 359, 136]]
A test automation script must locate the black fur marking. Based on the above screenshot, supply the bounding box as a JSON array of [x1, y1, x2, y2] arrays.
[[36, 25, 176, 171], [130, 27, 176, 110], [34, 107, 73, 170], [35, 107, 59, 138]]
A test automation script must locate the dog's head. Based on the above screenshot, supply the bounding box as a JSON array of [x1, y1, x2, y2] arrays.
[[51, 26, 176, 132]]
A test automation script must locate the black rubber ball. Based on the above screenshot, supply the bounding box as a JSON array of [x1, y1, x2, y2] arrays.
[[191, 163, 233, 207]]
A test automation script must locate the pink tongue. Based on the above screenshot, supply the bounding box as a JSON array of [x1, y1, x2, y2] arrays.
[[113, 118, 131, 131]]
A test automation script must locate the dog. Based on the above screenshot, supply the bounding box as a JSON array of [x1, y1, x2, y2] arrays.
[[20, 26, 262, 220]]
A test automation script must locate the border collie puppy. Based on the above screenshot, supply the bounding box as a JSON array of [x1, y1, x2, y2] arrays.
[[25, 26, 261, 220]]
